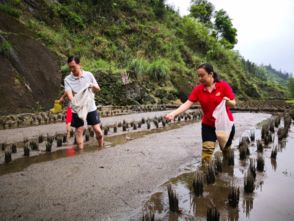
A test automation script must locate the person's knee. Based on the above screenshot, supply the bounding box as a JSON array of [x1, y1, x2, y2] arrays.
[[93, 125, 102, 136], [75, 133, 83, 145], [66, 128, 71, 135], [75, 127, 84, 136], [201, 141, 216, 164], [202, 141, 216, 152]]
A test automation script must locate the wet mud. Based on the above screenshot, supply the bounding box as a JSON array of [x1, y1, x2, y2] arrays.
[[0, 113, 279, 221], [134, 116, 294, 221], [0, 110, 173, 144], [0, 120, 192, 176]]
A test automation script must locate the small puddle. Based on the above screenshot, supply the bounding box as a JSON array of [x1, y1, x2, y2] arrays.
[[136, 122, 294, 221], [0, 121, 194, 176]]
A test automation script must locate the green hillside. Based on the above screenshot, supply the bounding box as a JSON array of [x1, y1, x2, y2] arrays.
[[0, 0, 289, 110]]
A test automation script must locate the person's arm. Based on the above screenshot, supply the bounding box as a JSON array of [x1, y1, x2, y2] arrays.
[[165, 85, 199, 120], [223, 82, 236, 108], [64, 78, 74, 102], [89, 83, 100, 92], [65, 90, 74, 102], [58, 92, 67, 103], [165, 100, 194, 121], [223, 96, 236, 108], [89, 72, 101, 93]]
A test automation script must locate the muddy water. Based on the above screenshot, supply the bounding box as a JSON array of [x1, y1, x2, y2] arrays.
[[0, 109, 199, 163], [0, 110, 173, 144], [0, 113, 271, 221], [135, 120, 294, 221], [0, 121, 192, 176]]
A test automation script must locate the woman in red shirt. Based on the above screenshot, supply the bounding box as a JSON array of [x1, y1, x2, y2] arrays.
[[165, 63, 236, 163], [59, 93, 73, 141]]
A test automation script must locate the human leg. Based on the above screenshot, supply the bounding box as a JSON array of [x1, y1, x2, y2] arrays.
[[222, 125, 235, 156], [75, 126, 85, 149], [65, 106, 73, 141], [201, 124, 217, 164], [66, 123, 72, 141], [87, 110, 104, 148], [92, 124, 104, 147], [71, 112, 85, 149]]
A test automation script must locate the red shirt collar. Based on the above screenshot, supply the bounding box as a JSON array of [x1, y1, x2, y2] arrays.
[[203, 82, 219, 92]]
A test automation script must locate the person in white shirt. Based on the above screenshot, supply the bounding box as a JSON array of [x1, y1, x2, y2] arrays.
[[64, 55, 103, 149]]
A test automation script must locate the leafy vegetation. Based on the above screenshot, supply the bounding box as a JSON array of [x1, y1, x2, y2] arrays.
[[214, 9, 237, 49], [0, 0, 20, 17], [0, 0, 290, 105], [286, 100, 294, 106], [288, 78, 294, 98], [0, 39, 12, 57], [190, 0, 214, 25]]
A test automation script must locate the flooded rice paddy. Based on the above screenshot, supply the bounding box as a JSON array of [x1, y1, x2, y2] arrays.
[[0, 112, 293, 221]]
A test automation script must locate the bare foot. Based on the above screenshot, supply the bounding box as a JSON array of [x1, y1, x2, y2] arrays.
[[77, 143, 84, 149], [97, 136, 104, 148]]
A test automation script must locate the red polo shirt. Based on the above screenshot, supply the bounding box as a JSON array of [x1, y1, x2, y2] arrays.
[[188, 81, 235, 128]]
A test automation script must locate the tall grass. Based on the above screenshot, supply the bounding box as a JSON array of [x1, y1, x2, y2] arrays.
[[148, 58, 170, 83], [128, 58, 149, 79], [0, 1, 20, 18], [0, 40, 12, 56]]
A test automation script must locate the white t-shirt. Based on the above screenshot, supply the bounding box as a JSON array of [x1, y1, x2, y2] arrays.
[[64, 70, 99, 112]]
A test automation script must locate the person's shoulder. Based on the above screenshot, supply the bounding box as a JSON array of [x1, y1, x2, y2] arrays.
[[193, 84, 204, 91], [64, 73, 73, 81], [83, 70, 94, 76], [190, 84, 203, 95]]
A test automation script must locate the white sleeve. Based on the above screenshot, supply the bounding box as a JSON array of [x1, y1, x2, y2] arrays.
[[90, 72, 99, 86], [64, 78, 71, 92]]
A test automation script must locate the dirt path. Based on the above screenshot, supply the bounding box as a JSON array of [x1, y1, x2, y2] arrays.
[[0, 113, 270, 221]]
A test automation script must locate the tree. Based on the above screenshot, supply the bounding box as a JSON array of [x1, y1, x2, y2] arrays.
[[189, 0, 214, 26], [151, 0, 166, 19], [214, 9, 237, 49], [288, 77, 294, 98], [89, 0, 115, 17]]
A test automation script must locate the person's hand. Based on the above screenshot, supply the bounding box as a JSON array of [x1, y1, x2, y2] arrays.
[[165, 113, 175, 121], [88, 83, 98, 89], [223, 96, 236, 108], [59, 97, 64, 104]]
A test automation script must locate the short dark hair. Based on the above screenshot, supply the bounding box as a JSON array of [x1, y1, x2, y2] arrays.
[[67, 55, 80, 64], [197, 63, 220, 82]]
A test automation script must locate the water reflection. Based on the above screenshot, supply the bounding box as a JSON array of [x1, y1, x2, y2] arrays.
[[144, 161, 246, 220], [271, 158, 277, 171], [148, 192, 164, 214], [141, 146, 266, 220], [278, 140, 286, 149], [191, 196, 202, 218], [65, 145, 77, 157], [222, 154, 234, 176], [228, 208, 239, 221], [243, 196, 254, 218]]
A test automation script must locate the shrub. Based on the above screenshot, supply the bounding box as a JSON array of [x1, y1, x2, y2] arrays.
[[27, 19, 64, 46], [49, 4, 85, 30], [127, 58, 149, 79], [83, 58, 115, 73], [0, 40, 12, 56], [148, 58, 170, 83], [179, 16, 214, 53], [0, 1, 20, 18]]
